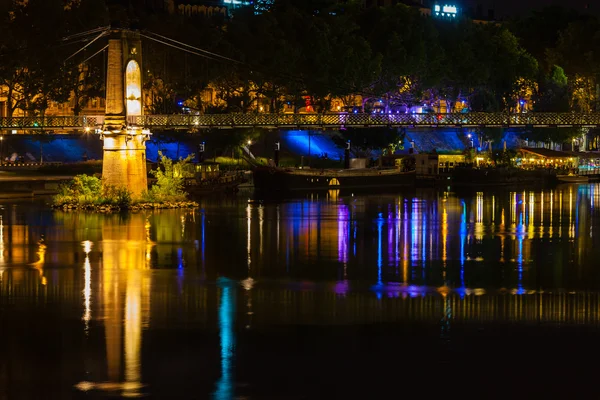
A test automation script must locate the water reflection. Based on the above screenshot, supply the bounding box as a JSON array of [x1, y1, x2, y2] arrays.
[[82, 240, 92, 333], [214, 278, 236, 400], [0, 185, 599, 397]]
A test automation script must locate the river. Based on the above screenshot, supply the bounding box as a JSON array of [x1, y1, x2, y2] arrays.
[[1, 184, 600, 398]]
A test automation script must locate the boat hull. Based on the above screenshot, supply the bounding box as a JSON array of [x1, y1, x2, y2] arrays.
[[557, 175, 589, 183], [182, 173, 247, 195], [253, 167, 415, 192], [452, 167, 557, 187]]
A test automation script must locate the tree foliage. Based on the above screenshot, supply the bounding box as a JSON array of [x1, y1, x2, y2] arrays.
[[0, 0, 108, 116], [2, 1, 599, 153], [145, 151, 191, 202], [53, 174, 132, 208]]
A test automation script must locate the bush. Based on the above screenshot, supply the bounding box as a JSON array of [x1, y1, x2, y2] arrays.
[[53, 174, 133, 208], [144, 151, 191, 203], [100, 184, 132, 208], [53, 174, 103, 206]]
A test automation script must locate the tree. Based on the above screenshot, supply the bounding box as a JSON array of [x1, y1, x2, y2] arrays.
[[62, 0, 108, 115], [358, 5, 440, 109], [478, 25, 538, 110], [529, 65, 580, 145], [141, 10, 228, 114], [0, 0, 107, 117], [508, 6, 582, 73], [10, 0, 70, 115], [144, 73, 179, 114], [548, 18, 600, 112], [146, 151, 191, 202], [475, 127, 504, 152]]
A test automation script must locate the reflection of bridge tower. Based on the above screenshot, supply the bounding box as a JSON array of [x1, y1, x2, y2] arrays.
[[101, 214, 151, 397], [102, 29, 150, 198]]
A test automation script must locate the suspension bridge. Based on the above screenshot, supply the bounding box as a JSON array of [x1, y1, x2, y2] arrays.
[[2, 15, 596, 196]]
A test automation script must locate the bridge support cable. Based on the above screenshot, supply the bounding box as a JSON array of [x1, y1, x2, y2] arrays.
[[138, 30, 338, 93], [79, 45, 109, 67], [61, 26, 110, 43], [64, 30, 109, 63], [242, 145, 256, 160], [138, 33, 230, 63], [142, 30, 243, 65]]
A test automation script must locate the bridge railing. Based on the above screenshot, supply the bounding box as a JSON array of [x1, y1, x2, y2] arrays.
[[128, 112, 600, 128], [0, 116, 103, 130], [4, 113, 600, 131]]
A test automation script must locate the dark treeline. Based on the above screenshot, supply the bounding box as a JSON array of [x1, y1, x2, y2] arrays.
[[141, 0, 538, 115], [1, 0, 599, 127]]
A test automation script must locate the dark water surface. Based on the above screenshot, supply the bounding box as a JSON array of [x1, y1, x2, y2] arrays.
[[2, 184, 600, 399]]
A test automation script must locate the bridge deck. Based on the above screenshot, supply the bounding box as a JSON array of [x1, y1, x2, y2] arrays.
[[1, 112, 600, 132]]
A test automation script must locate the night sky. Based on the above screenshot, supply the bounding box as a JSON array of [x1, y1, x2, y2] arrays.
[[456, 0, 599, 18]]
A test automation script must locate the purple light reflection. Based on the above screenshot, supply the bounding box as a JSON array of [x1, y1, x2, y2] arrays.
[[334, 281, 349, 295], [337, 205, 350, 263]]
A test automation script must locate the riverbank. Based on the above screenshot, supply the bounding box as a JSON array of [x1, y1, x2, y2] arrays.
[[54, 200, 199, 212], [0, 172, 74, 198]]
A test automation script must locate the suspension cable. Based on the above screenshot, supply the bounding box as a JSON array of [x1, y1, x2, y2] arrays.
[[79, 44, 108, 66], [65, 31, 108, 62], [142, 30, 243, 65], [139, 33, 227, 63], [62, 26, 110, 42]]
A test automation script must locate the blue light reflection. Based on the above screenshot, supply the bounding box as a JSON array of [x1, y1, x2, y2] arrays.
[[213, 278, 236, 400]]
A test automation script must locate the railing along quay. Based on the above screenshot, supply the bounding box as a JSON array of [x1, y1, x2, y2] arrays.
[[3, 112, 600, 131]]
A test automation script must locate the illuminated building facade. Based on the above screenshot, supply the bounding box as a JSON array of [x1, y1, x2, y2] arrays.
[[161, 0, 247, 16]]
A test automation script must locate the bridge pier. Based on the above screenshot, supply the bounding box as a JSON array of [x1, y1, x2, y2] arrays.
[[102, 132, 148, 198], [101, 29, 149, 198]]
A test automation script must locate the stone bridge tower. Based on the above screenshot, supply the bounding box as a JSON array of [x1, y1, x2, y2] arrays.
[[102, 29, 149, 198]]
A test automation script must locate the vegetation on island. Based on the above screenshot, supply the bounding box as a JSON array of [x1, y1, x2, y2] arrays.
[[52, 153, 198, 212]]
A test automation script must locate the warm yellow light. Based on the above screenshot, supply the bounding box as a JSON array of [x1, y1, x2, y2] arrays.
[[247, 140, 252, 145], [125, 60, 142, 116], [82, 240, 93, 254], [259, 106, 264, 112], [85, 127, 91, 133]]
